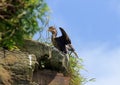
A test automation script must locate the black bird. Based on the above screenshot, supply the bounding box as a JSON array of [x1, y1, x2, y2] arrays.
[[48, 26, 78, 58]]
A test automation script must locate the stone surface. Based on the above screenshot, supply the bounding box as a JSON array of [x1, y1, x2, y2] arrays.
[[0, 49, 37, 85], [0, 40, 70, 85], [32, 69, 70, 85], [20, 40, 68, 72]]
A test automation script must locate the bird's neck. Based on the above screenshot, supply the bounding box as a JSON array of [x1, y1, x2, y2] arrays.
[[52, 33, 57, 38]]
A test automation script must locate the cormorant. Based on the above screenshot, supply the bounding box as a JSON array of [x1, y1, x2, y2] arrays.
[[48, 26, 78, 58]]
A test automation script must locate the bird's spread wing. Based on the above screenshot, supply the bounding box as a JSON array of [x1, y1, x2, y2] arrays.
[[59, 27, 71, 44]]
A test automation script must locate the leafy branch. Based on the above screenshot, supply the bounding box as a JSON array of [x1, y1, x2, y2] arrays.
[[0, 0, 50, 50]]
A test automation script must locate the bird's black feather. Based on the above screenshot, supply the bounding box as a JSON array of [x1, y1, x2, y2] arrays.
[[59, 27, 71, 44], [48, 26, 78, 57]]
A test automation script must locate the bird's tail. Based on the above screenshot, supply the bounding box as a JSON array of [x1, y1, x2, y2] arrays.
[[66, 44, 79, 58], [73, 51, 79, 58], [66, 44, 75, 52]]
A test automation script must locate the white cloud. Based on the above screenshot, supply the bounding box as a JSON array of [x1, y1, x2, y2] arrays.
[[79, 42, 120, 85]]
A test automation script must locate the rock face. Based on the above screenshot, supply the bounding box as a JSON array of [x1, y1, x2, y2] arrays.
[[0, 49, 37, 85], [20, 40, 69, 72], [0, 40, 70, 85], [33, 69, 70, 85]]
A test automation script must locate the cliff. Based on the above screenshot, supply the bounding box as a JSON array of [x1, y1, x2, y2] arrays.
[[0, 40, 70, 85]]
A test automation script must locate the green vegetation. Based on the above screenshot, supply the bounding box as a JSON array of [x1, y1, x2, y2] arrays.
[[68, 56, 95, 85], [68, 56, 84, 85], [0, 0, 49, 50]]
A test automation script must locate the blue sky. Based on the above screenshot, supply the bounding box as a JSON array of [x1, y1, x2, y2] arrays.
[[45, 0, 120, 85]]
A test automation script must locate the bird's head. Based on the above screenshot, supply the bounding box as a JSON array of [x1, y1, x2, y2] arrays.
[[48, 26, 57, 35]]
